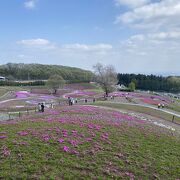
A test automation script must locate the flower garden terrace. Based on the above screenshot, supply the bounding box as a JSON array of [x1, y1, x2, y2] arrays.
[[1, 81, 179, 113], [0, 105, 180, 179]]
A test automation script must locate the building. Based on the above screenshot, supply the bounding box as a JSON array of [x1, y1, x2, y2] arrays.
[[0, 76, 5, 81]]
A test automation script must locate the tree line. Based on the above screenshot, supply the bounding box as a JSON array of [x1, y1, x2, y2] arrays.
[[0, 63, 93, 82], [117, 73, 180, 93]]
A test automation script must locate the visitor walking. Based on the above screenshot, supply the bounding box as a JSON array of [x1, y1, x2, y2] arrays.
[[41, 103, 45, 112], [68, 97, 71, 106], [38, 103, 41, 112], [70, 98, 73, 105], [51, 103, 54, 108]]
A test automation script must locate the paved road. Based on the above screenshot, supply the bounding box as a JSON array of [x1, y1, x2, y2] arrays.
[[0, 97, 33, 104]]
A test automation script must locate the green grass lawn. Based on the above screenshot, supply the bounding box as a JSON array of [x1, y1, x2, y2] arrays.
[[93, 101, 180, 124], [0, 88, 8, 97], [0, 105, 180, 179], [85, 88, 103, 93], [0, 86, 30, 97], [167, 104, 180, 113]]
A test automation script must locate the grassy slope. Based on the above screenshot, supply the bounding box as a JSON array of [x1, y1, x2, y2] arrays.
[[94, 101, 180, 124], [0, 88, 7, 97], [168, 103, 180, 113], [0, 87, 30, 97], [0, 106, 180, 179]]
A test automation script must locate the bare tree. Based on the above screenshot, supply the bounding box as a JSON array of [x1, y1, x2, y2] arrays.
[[93, 63, 117, 97], [46, 75, 65, 94]]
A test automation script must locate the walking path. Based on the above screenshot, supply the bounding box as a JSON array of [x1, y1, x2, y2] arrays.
[[0, 97, 33, 104]]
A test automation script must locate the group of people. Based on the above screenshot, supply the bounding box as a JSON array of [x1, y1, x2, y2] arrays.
[[38, 103, 45, 112], [158, 103, 165, 108], [68, 97, 78, 106], [68, 97, 96, 105]]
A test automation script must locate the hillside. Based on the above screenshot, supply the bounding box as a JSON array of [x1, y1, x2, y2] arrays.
[[0, 63, 93, 82], [0, 105, 180, 179]]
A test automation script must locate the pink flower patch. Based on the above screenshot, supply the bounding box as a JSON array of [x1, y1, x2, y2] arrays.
[[42, 134, 50, 141], [142, 98, 161, 105], [71, 150, 79, 155], [1, 146, 11, 157], [68, 139, 78, 146], [86, 138, 92, 142], [88, 124, 94, 129], [0, 136, 7, 139], [124, 172, 135, 179], [17, 131, 28, 136], [72, 130, 78, 135], [63, 146, 69, 152], [58, 138, 64, 143], [0, 132, 7, 134], [101, 132, 109, 139]]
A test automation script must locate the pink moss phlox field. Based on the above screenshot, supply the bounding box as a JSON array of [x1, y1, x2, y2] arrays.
[[0, 132, 7, 139], [0, 105, 147, 159], [17, 131, 29, 136], [64, 90, 97, 98], [1, 145, 11, 157], [0, 135, 7, 139], [15, 91, 31, 98], [0, 101, 180, 179], [142, 98, 162, 105], [12, 140, 28, 146], [63, 146, 69, 152], [109, 91, 171, 105], [58, 138, 64, 143]]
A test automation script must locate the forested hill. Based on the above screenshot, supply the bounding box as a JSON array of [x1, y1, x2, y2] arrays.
[[0, 63, 93, 82], [118, 73, 180, 93]]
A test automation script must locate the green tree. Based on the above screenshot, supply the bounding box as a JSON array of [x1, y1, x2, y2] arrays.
[[46, 75, 65, 94], [128, 82, 135, 91]]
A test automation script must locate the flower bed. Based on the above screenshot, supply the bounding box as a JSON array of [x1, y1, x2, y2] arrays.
[[0, 105, 179, 179], [15, 91, 31, 98], [64, 90, 98, 98]]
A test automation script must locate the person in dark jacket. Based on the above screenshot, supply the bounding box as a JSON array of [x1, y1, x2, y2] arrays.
[[41, 103, 45, 112]]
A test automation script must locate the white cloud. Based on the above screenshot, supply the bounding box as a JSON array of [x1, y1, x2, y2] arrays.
[[15, 37, 180, 74], [130, 31, 180, 42], [115, 0, 180, 30], [62, 43, 112, 51], [17, 39, 113, 52], [18, 38, 50, 46], [112, 30, 180, 74], [17, 38, 57, 50], [113, 0, 180, 74], [115, 0, 150, 8], [24, 0, 37, 10]]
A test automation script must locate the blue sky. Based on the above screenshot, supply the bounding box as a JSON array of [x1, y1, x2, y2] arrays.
[[0, 0, 180, 75]]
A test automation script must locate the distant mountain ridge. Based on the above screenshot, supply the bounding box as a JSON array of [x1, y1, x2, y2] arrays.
[[0, 63, 93, 82]]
